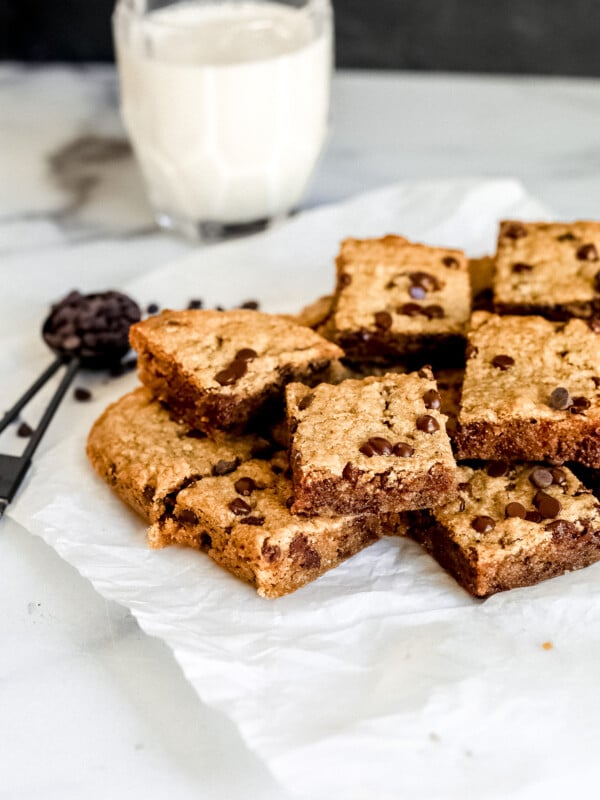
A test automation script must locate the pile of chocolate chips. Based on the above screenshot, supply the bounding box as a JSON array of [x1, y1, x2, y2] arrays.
[[42, 290, 141, 368]]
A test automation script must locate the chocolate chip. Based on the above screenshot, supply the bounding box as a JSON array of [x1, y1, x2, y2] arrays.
[[491, 355, 514, 370], [512, 262, 533, 273], [146, 303, 159, 314], [577, 243, 599, 261], [458, 481, 473, 496], [471, 516, 495, 533], [239, 300, 260, 310], [298, 393, 313, 411], [17, 421, 33, 438], [465, 343, 478, 359], [545, 519, 579, 541], [240, 516, 265, 526], [557, 232, 577, 242], [74, 387, 92, 402], [229, 498, 251, 515], [143, 485, 155, 502], [185, 428, 207, 439], [416, 415, 440, 434], [285, 496, 294, 509], [423, 305, 444, 319], [234, 477, 256, 496], [502, 222, 527, 239], [551, 468, 567, 486], [342, 462, 360, 482], [187, 299, 203, 310], [423, 389, 441, 410], [178, 508, 199, 525], [533, 491, 561, 519], [261, 539, 281, 562], [409, 285, 427, 300], [397, 302, 422, 316], [200, 532, 212, 549], [212, 459, 237, 476], [548, 387, 572, 410], [570, 396, 591, 414], [215, 359, 247, 386], [393, 442, 414, 457], [409, 271, 441, 292], [339, 273, 352, 287], [505, 502, 527, 519], [417, 365, 434, 379], [529, 468, 554, 489], [359, 436, 393, 457], [442, 256, 459, 268], [235, 348, 258, 362], [288, 533, 321, 570], [487, 461, 509, 478], [525, 510, 543, 523], [374, 311, 393, 331]]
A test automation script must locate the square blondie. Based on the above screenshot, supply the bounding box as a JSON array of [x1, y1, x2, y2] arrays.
[[328, 236, 471, 363], [286, 370, 458, 515], [455, 312, 600, 467]]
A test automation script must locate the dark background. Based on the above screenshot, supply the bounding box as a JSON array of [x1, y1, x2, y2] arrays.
[[1, 0, 600, 76]]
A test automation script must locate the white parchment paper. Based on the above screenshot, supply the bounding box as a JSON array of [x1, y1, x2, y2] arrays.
[[11, 179, 600, 799]]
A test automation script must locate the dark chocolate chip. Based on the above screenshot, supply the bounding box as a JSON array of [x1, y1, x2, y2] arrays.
[[17, 421, 33, 438], [533, 491, 561, 519], [423, 389, 441, 410], [397, 302, 423, 316], [261, 539, 281, 562], [557, 232, 577, 242], [512, 262, 533, 273], [417, 365, 434, 380], [529, 468, 554, 489], [339, 273, 352, 287], [442, 256, 459, 268], [215, 359, 247, 386], [285, 496, 294, 509], [486, 461, 509, 478], [505, 502, 527, 519], [393, 441, 414, 457], [178, 508, 199, 525], [239, 516, 265, 526], [458, 481, 473, 496], [465, 343, 478, 359], [229, 498, 251, 516], [342, 462, 360, 482], [200, 532, 212, 549], [234, 477, 256, 496], [298, 393, 313, 411], [409, 285, 427, 300], [360, 436, 393, 457], [545, 519, 580, 541], [409, 271, 441, 292], [235, 347, 258, 362], [548, 387, 573, 410], [212, 459, 237, 476], [187, 299, 203, 310], [416, 415, 440, 433], [550, 468, 567, 486], [491, 355, 514, 370], [185, 429, 207, 439], [502, 222, 527, 239], [288, 534, 321, 569], [239, 300, 260, 310], [146, 303, 159, 314], [577, 243, 599, 261], [74, 387, 92, 402], [525, 510, 543, 523], [569, 396, 591, 414], [374, 311, 393, 331], [471, 516, 495, 533], [423, 305, 444, 319]]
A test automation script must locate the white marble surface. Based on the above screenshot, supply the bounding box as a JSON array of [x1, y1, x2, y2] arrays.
[[2, 64, 600, 799]]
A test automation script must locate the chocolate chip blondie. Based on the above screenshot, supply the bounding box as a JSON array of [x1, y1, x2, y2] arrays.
[[327, 236, 471, 363], [286, 370, 458, 515], [409, 462, 600, 596], [130, 309, 343, 433], [493, 220, 600, 320], [455, 312, 600, 467], [86, 387, 268, 523]]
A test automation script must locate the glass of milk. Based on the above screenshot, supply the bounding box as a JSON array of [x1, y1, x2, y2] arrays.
[[113, 0, 333, 240]]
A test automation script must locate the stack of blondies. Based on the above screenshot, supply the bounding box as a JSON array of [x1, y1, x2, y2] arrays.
[[87, 224, 600, 598]]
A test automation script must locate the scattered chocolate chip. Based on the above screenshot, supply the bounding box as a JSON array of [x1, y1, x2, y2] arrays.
[[577, 243, 599, 261], [215, 359, 247, 386], [423, 389, 441, 410], [187, 299, 203, 310], [213, 459, 237, 476], [235, 348, 258, 362], [74, 387, 92, 402], [548, 387, 573, 410], [342, 462, 360, 482], [570, 396, 591, 414], [234, 477, 256, 496], [240, 516, 265, 526], [215, 306, 225, 312], [557, 231, 577, 242], [261, 539, 281, 562], [545, 519, 579, 541], [505, 502, 527, 519], [458, 481, 473, 496], [285, 496, 294, 509], [442, 256, 459, 268], [471, 516, 495, 533], [298, 393, 313, 411], [146, 303, 159, 314], [525, 510, 543, 523], [594, 272, 600, 293], [393, 442, 414, 457], [200, 532, 212, 549], [551, 468, 567, 486], [416, 414, 440, 434], [491, 355, 514, 370], [185, 429, 207, 439], [533, 491, 561, 519], [512, 262, 533, 273], [229, 498, 251, 515], [397, 302, 422, 316], [374, 311, 393, 331], [502, 222, 527, 239], [409, 285, 427, 300], [17, 421, 33, 438], [409, 271, 441, 292], [288, 534, 320, 569], [178, 508, 199, 525], [423, 305, 444, 319], [339, 273, 352, 287], [360, 436, 393, 457], [465, 343, 478, 359], [239, 300, 260, 310], [487, 461, 509, 478], [529, 468, 554, 489]]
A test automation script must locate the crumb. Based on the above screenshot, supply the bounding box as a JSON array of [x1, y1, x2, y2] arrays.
[[542, 641, 553, 650]]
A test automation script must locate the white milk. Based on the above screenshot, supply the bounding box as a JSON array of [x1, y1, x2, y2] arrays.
[[114, 1, 332, 229]]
